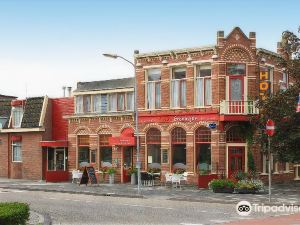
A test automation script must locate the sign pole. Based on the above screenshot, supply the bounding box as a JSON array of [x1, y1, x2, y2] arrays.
[[268, 136, 271, 203]]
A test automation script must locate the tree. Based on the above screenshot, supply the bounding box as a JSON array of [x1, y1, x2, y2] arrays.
[[255, 27, 300, 163]]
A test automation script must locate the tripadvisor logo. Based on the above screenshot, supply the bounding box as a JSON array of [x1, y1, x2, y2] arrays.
[[236, 201, 252, 216]]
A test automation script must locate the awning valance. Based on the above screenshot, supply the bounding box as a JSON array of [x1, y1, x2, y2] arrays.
[[40, 141, 68, 147]]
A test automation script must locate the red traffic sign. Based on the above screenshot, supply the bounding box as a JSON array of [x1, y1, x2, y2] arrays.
[[266, 119, 275, 136]]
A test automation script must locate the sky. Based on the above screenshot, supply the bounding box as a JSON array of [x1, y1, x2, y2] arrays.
[[0, 0, 299, 98]]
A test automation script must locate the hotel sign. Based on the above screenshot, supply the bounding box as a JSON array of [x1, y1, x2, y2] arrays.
[[259, 69, 270, 100]]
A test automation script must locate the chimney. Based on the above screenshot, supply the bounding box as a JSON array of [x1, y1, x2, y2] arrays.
[[62, 86, 66, 97], [217, 30, 224, 46], [249, 32, 256, 47], [67, 87, 72, 97]]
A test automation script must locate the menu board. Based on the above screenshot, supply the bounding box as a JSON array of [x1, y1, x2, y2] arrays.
[[79, 166, 97, 185]]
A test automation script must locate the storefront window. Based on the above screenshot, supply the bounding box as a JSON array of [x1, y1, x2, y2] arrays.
[[171, 127, 186, 167], [79, 147, 90, 164], [48, 148, 55, 170], [195, 127, 211, 173], [91, 150, 96, 164], [146, 128, 161, 165], [99, 134, 112, 166]]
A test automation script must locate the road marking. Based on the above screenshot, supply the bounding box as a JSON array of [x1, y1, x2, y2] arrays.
[[210, 219, 230, 223], [180, 223, 203, 225], [73, 200, 80, 202], [120, 203, 174, 210], [48, 197, 57, 200]]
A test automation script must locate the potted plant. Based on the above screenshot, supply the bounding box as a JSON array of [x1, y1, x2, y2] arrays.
[[208, 179, 235, 193], [173, 168, 185, 174], [235, 179, 264, 194], [128, 167, 137, 185], [107, 167, 116, 184], [99, 167, 108, 182]]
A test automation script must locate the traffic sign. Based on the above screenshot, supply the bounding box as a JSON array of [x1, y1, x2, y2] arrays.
[[266, 119, 275, 136]]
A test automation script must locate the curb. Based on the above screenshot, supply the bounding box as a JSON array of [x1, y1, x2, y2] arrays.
[[0, 186, 144, 199]]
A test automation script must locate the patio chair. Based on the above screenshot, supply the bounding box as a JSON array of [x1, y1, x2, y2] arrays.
[[171, 174, 183, 189], [141, 172, 153, 186], [164, 173, 173, 187]]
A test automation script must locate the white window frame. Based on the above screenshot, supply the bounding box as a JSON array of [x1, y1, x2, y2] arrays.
[[12, 141, 22, 162], [195, 64, 212, 107], [146, 68, 161, 110], [126, 92, 134, 112], [75, 95, 83, 114], [92, 94, 108, 113], [170, 67, 187, 109]]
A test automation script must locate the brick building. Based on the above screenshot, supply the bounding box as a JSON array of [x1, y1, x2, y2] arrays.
[[134, 27, 297, 184], [0, 96, 73, 181], [67, 78, 136, 183]]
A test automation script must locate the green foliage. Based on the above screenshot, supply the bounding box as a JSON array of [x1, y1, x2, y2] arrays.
[[0, 202, 30, 225], [173, 168, 186, 174], [235, 179, 264, 190], [148, 168, 161, 173], [254, 27, 300, 163], [107, 167, 116, 175], [127, 167, 138, 175], [248, 151, 256, 172], [208, 179, 235, 189]]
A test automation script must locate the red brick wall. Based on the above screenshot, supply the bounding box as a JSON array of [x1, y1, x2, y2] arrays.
[[0, 134, 9, 177]]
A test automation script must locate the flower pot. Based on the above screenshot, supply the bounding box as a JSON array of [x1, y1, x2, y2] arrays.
[[109, 174, 115, 184], [213, 187, 234, 193], [235, 188, 258, 194], [131, 174, 136, 185]]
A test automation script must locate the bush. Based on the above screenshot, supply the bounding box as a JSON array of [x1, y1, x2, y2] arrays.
[[235, 179, 264, 190], [128, 167, 138, 175], [0, 202, 30, 225], [208, 179, 235, 189], [107, 167, 116, 175], [173, 168, 185, 174]]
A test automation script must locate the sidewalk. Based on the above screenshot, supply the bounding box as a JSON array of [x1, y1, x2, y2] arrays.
[[0, 178, 300, 205]]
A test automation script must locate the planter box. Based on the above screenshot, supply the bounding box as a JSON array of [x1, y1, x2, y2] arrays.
[[198, 174, 218, 188], [235, 188, 258, 194], [212, 188, 234, 193]]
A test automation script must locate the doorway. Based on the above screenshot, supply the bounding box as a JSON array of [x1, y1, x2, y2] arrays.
[[122, 147, 133, 183], [228, 146, 245, 178]]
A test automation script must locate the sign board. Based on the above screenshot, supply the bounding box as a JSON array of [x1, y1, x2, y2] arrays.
[[148, 156, 153, 164], [162, 149, 168, 164], [208, 123, 217, 129], [79, 166, 97, 185], [108, 137, 136, 146], [259, 69, 271, 101], [139, 113, 219, 124]]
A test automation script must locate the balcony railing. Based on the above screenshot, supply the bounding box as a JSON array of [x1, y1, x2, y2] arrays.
[[220, 100, 259, 115]]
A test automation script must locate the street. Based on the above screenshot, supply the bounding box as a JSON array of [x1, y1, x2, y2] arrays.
[[0, 187, 282, 225]]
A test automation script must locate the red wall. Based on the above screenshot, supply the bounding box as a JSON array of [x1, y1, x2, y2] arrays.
[[52, 97, 74, 141]]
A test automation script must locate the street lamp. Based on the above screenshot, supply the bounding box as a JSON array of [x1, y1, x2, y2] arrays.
[[102, 52, 141, 195]]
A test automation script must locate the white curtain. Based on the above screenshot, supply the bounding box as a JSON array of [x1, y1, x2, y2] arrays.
[[181, 80, 186, 107], [196, 78, 204, 106], [93, 95, 101, 112], [147, 82, 155, 109], [118, 94, 124, 111], [76, 96, 83, 114], [205, 79, 212, 105], [126, 92, 134, 111], [230, 79, 242, 101], [109, 94, 117, 111], [171, 80, 180, 107], [155, 83, 161, 108]]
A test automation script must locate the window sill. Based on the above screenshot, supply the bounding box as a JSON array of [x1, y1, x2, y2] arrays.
[[283, 170, 293, 174], [12, 161, 22, 163], [260, 173, 268, 176]]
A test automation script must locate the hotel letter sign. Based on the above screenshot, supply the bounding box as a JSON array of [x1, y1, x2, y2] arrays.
[[259, 69, 270, 100]]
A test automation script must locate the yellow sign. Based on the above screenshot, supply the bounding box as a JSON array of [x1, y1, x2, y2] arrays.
[[259, 70, 270, 100]]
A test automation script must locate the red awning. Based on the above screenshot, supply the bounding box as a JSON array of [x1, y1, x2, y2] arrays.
[[108, 127, 136, 146], [40, 141, 68, 147]]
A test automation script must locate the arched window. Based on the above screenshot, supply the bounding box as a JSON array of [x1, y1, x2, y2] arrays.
[[226, 126, 246, 143], [195, 127, 211, 143], [146, 128, 161, 144], [171, 127, 186, 144], [146, 128, 161, 166]]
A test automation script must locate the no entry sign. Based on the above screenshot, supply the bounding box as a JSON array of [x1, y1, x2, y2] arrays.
[[266, 119, 275, 136]]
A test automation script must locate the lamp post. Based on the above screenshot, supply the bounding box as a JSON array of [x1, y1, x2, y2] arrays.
[[102, 53, 141, 195]]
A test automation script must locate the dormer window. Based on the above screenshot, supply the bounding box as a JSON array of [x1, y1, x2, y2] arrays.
[[12, 107, 23, 128]]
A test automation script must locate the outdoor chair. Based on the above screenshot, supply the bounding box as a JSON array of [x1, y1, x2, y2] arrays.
[[164, 173, 173, 186], [141, 172, 154, 186], [171, 174, 183, 189]]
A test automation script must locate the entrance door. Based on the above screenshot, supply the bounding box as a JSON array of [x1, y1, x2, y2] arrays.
[[228, 146, 245, 178], [55, 149, 65, 171], [229, 77, 244, 113], [123, 147, 133, 183]]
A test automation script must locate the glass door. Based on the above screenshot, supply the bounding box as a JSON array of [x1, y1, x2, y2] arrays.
[[229, 77, 244, 113], [123, 147, 133, 183], [228, 147, 245, 178], [55, 149, 65, 171]]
